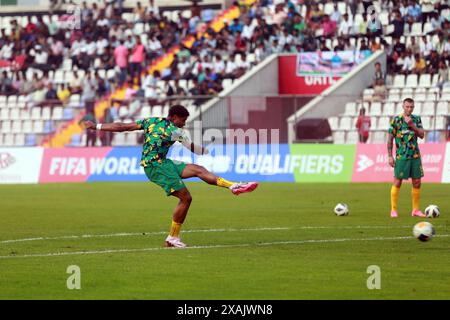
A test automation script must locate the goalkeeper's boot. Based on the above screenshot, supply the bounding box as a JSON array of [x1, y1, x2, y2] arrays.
[[390, 210, 398, 218], [411, 209, 426, 217], [230, 182, 258, 195], [165, 236, 187, 248]]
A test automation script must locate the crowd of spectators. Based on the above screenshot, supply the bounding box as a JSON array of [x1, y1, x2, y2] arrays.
[[1, 0, 449, 115]]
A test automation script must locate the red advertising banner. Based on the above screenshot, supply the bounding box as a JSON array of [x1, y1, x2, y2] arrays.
[[352, 143, 446, 183], [39, 148, 112, 183], [278, 55, 340, 95]]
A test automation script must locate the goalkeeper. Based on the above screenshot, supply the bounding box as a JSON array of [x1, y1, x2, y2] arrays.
[[82, 105, 258, 248]]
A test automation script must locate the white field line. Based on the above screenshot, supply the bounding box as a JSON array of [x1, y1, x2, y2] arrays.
[[0, 235, 449, 260], [0, 225, 415, 244]]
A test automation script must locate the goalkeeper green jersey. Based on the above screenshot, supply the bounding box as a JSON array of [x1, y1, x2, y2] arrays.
[[136, 117, 184, 167], [388, 114, 423, 160]]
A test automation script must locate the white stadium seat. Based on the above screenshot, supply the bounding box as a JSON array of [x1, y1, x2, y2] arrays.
[[346, 131, 359, 144], [410, 23, 422, 36], [333, 131, 346, 144], [328, 117, 339, 131], [421, 116, 431, 129], [422, 102, 435, 116], [343, 102, 356, 116], [377, 117, 391, 130], [15, 133, 25, 146], [418, 74, 432, 88], [434, 116, 447, 130], [11, 120, 22, 133], [369, 102, 382, 116], [405, 74, 418, 88], [22, 120, 33, 133], [436, 102, 448, 115], [1, 120, 11, 133], [392, 74, 405, 88], [383, 102, 395, 116], [339, 117, 352, 130]]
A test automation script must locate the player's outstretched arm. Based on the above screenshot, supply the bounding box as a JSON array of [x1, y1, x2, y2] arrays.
[[181, 141, 209, 155], [82, 120, 141, 132]]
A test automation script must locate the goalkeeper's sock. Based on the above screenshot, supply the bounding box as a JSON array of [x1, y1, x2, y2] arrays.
[[412, 187, 421, 211], [391, 185, 400, 212], [216, 177, 235, 188], [169, 220, 182, 238]]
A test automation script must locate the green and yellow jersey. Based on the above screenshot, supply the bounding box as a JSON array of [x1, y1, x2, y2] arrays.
[[388, 114, 423, 160], [136, 117, 186, 167]]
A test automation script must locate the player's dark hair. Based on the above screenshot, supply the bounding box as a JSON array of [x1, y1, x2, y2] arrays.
[[168, 105, 190, 118], [403, 98, 414, 105]]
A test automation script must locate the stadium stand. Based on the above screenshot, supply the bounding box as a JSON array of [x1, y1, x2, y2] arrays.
[[0, 0, 449, 147]]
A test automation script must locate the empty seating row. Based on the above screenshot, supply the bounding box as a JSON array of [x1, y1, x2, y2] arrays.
[[330, 115, 448, 131], [343, 101, 449, 117]]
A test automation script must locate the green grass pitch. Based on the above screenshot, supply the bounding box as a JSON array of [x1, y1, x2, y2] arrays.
[[0, 182, 449, 299]]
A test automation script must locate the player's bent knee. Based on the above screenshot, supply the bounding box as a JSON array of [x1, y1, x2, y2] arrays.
[[182, 193, 193, 204]]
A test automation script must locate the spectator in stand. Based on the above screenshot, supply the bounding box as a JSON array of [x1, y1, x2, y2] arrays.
[[330, 4, 342, 24], [412, 53, 427, 74], [30, 45, 50, 72], [370, 38, 382, 52], [427, 50, 440, 73], [390, 11, 405, 38], [436, 32, 450, 56], [241, 17, 255, 41], [114, 40, 129, 86], [359, 39, 370, 51], [370, 78, 388, 102], [45, 82, 58, 102], [70, 70, 83, 94], [338, 13, 353, 37], [0, 38, 14, 61], [146, 0, 160, 18], [79, 110, 97, 147], [224, 54, 240, 79], [436, 60, 449, 90], [309, 3, 324, 28], [402, 50, 415, 74], [57, 83, 71, 105], [393, 37, 407, 57], [272, 3, 288, 26], [229, 18, 244, 34], [420, 0, 435, 23], [356, 107, 371, 143], [100, 108, 114, 147], [362, 0, 374, 14], [322, 15, 337, 38], [406, 0, 422, 23], [81, 72, 98, 106], [0, 71, 14, 95], [373, 62, 386, 86], [410, 36, 421, 55], [48, 36, 64, 69], [12, 71, 25, 94], [130, 36, 145, 85], [420, 35, 434, 59], [134, 1, 146, 22]]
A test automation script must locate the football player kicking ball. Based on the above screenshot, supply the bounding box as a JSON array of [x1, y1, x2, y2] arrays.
[[387, 98, 425, 218], [82, 105, 258, 247]]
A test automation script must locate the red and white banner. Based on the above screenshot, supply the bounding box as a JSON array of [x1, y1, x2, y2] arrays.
[[352, 143, 446, 183], [278, 55, 340, 95], [39, 148, 112, 183]]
